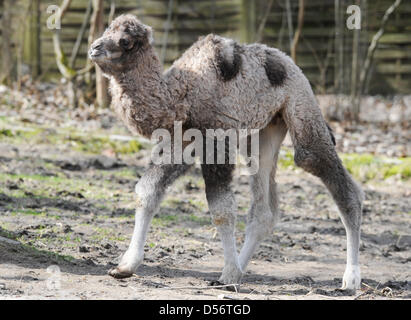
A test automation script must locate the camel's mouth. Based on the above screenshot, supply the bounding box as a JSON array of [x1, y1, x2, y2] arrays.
[[88, 48, 105, 61], [89, 48, 124, 63]]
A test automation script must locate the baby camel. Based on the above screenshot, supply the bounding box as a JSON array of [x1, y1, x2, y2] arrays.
[[89, 14, 363, 290]]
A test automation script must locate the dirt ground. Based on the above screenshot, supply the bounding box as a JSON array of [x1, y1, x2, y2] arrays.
[[0, 103, 410, 300]]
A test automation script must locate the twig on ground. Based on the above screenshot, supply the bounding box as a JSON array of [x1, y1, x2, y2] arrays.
[[160, 283, 240, 291], [362, 282, 394, 298]]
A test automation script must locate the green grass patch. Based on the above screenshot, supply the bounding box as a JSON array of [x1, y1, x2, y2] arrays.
[[91, 226, 126, 242], [11, 209, 46, 216], [22, 243, 76, 263], [0, 229, 77, 264], [97, 167, 137, 179], [152, 213, 210, 227], [1, 119, 143, 155], [152, 214, 179, 227], [0, 127, 43, 139], [0, 128, 13, 137], [341, 154, 411, 182], [183, 213, 209, 225], [63, 134, 143, 155], [0, 225, 17, 240], [0, 172, 119, 201], [278, 149, 295, 169], [236, 221, 246, 232], [278, 148, 411, 182], [10, 209, 62, 220]]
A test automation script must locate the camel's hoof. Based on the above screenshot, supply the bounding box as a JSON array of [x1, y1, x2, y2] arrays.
[[208, 280, 223, 287], [341, 265, 361, 290], [108, 267, 134, 279], [218, 264, 243, 286], [208, 280, 239, 292]]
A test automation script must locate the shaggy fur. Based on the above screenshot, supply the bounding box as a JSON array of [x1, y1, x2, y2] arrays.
[[89, 14, 364, 290], [326, 122, 337, 146]]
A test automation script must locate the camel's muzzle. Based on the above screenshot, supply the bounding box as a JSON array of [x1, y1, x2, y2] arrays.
[[89, 42, 106, 60]]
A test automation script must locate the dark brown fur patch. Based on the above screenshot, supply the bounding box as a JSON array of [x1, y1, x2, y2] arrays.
[[264, 50, 286, 87], [201, 163, 234, 193], [215, 42, 242, 81], [201, 136, 235, 190]]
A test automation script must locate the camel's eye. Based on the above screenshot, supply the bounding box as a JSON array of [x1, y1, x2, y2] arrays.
[[119, 38, 130, 49]]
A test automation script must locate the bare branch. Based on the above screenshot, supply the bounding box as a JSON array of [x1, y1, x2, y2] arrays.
[[69, 0, 92, 68], [57, 0, 73, 21], [108, 0, 116, 24], [291, 0, 304, 62], [354, 0, 402, 120], [255, 0, 274, 43], [285, 0, 293, 52], [358, 0, 402, 96]]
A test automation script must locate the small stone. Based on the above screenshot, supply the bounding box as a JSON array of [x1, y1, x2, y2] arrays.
[[63, 225, 73, 233], [102, 243, 112, 249], [79, 246, 89, 253]]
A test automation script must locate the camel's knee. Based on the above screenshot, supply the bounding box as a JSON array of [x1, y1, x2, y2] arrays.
[[134, 182, 158, 211], [134, 164, 189, 211], [339, 196, 363, 230], [294, 146, 316, 171], [134, 172, 167, 212], [202, 164, 237, 229], [293, 145, 333, 177], [211, 211, 236, 229], [207, 185, 237, 229]]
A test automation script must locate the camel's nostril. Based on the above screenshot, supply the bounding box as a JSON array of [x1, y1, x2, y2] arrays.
[[92, 43, 103, 51]]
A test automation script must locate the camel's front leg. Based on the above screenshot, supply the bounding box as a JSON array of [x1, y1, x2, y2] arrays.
[[202, 164, 243, 285], [109, 163, 191, 278]]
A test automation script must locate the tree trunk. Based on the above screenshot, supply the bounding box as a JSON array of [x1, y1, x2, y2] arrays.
[[350, 16, 360, 120], [241, 0, 256, 43], [255, 0, 274, 43], [89, 0, 108, 108], [334, 0, 344, 110], [285, 0, 293, 53], [1, 0, 13, 85]]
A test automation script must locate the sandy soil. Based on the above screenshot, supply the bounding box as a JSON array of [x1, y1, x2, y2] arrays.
[[0, 110, 410, 300]]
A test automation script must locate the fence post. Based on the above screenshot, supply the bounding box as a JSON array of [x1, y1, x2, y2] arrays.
[[1, 0, 13, 85], [24, 0, 41, 78], [91, 0, 109, 108], [240, 0, 256, 43]]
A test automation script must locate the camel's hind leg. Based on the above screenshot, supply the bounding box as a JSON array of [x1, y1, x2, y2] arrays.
[[239, 118, 288, 271], [283, 101, 364, 290]]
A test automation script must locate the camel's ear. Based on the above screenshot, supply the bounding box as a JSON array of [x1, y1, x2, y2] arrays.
[[146, 26, 154, 45]]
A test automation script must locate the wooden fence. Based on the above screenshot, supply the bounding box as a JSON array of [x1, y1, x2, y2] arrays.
[[0, 0, 410, 94]]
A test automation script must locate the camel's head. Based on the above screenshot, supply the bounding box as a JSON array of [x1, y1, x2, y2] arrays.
[[89, 14, 153, 74]]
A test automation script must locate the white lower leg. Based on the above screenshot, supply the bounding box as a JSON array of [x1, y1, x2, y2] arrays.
[[342, 229, 361, 290], [218, 225, 243, 284], [239, 229, 261, 271], [117, 209, 153, 272], [238, 124, 281, 271], [109, 178, 161, 278]]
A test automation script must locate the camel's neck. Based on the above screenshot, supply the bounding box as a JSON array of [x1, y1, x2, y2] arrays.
[[110, 48, 183, 137], [113, 48, 171, 108]]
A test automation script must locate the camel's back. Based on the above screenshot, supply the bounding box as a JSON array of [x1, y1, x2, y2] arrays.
[[165, 34, 311, 131]]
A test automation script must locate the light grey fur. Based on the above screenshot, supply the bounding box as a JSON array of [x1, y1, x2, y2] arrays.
[[239, 118, 288, 272], [90, 15, 364, 290]]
